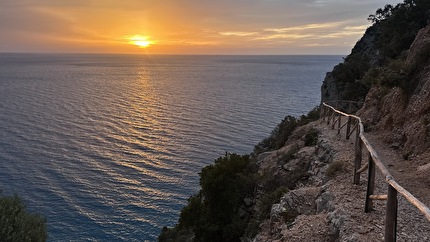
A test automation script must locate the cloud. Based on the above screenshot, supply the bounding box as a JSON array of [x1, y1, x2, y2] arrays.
[[0, 0, 401, 54], [264, 22, 343, 33], [255, 22, 369, 41], [218, 31, 259, 36]]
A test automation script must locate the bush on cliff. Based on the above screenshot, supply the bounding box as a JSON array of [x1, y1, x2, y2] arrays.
[[253, 106, 320, 155], [327, 0, 430, 102], [159, 154, 258, 242], [0, 194, 47, 242]]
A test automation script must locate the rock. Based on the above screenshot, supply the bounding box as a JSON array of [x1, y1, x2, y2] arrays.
[[327, 209, 346, 239], [256, 151, 275, 163], [417, 163, 430, 172], [316, 190, 335, 213], [273, 187, 321, 223], [270, 203, 286, 224]]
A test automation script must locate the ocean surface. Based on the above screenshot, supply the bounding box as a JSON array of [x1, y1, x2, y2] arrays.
[[0, 54, 342, 241]]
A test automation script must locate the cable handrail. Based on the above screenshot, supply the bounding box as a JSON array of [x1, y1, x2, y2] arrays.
[[321, 102, 430, 242]]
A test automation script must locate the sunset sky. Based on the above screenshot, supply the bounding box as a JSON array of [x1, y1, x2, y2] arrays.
[[1, 0, 401, 55]]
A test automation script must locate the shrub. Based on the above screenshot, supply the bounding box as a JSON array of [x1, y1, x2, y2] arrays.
[[360, 56, 409, 89], [0, 194, 47, 242], [160, 153, 258, 242], [253, 106, 320, 155], [304, 128, 320, 146], [325, 160, 344, 177]]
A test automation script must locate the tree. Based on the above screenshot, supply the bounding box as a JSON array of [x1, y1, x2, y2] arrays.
[[0, 194, 47, 242]]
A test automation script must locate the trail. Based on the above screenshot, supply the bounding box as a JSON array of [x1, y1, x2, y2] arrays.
[[316, 119, 430, 241]]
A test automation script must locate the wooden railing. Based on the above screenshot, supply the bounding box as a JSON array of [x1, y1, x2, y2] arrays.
[[324, 100, 363, 114], [321, 101, 430, 242]]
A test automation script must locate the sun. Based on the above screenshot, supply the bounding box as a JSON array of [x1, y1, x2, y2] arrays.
[[127, 35, 154, 48]]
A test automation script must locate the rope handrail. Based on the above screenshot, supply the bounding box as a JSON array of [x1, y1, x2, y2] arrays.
[[321, 102, 430, 242]]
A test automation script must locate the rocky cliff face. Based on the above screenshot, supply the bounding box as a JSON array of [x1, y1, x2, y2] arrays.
[[322, 0, 430, 105], [321, 25, 381, 103], [358, 24, 430, 157]]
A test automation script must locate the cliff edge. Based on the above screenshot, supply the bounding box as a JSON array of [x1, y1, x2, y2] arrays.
[[159, 1, 430, 241]]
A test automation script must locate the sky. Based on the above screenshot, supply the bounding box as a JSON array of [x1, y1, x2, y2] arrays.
[[0, 0, 402, 55]]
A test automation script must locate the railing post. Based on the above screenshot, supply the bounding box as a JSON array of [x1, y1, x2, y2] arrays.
[[332, 111, 336, 126], [321, 105, 325, 122], [354, 125, 362, 185], [385, 184, 398, 242], [365, 153, 376, 212], [337, 115, 342, 135], [331, 114, 336, 130], [346, 116, 352, 140]]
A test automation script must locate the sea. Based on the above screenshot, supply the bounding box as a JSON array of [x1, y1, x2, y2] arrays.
[[0, 54, 342, 241]]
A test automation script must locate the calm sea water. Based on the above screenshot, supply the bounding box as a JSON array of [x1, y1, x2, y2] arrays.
[[0, 54, 341, 241]]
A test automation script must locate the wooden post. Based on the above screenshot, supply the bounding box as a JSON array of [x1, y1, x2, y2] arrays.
[[346, 116, 352, 140], [321, 105, 325, 122], [365, 153, 376, 212], [332, 114, 337, 130], [332, 111, 336, 126], [354, 127, 362, 185], [337, 115, 342, 135], [385, 185, 398, 242]]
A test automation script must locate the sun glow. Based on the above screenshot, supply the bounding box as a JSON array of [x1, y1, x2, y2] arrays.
[[127, 35, 154, 48]]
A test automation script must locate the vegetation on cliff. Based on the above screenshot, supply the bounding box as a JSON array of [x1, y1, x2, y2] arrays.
[[322, 0, 430, 102], [0, 193, 47, 242], [253, 106, 320, 155], [159, 109, 320, 242], [161, 1, 430, 240]]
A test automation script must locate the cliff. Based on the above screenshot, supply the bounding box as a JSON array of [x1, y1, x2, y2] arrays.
[[159, 1, 430, 241], [358, 24, 430, 157], [254, 6, 430, 240], [322, 0, 430, 104], [322, 0, 430, 158]]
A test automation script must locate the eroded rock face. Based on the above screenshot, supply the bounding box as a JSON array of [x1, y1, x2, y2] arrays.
[[252, 126, 341, 242], [358, 24, 430, 156]]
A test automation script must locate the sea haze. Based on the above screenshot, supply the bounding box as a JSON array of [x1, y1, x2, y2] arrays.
[[0, 54, 342, 241]]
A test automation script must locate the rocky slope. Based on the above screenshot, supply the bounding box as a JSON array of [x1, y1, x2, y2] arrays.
[[254, 4, 430, 241], [358, 24, 430, 157], [159, 2, 430, 241], [252, 120, 430, 242]]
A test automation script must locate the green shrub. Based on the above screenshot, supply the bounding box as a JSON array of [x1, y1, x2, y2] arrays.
[[284, 145, 300, 163], [253, 106, 320, 155], [325, 160, 344, 177], [304, 128, 320, 146], [360, 56, 410, 89], [159, 153, 258, 242], [0, 194, 47, 242]]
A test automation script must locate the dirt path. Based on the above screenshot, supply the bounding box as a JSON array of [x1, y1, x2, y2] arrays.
[[365, 132, 430, 207], [253, 119, 430, 241], [318, 120, 430, 241]]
